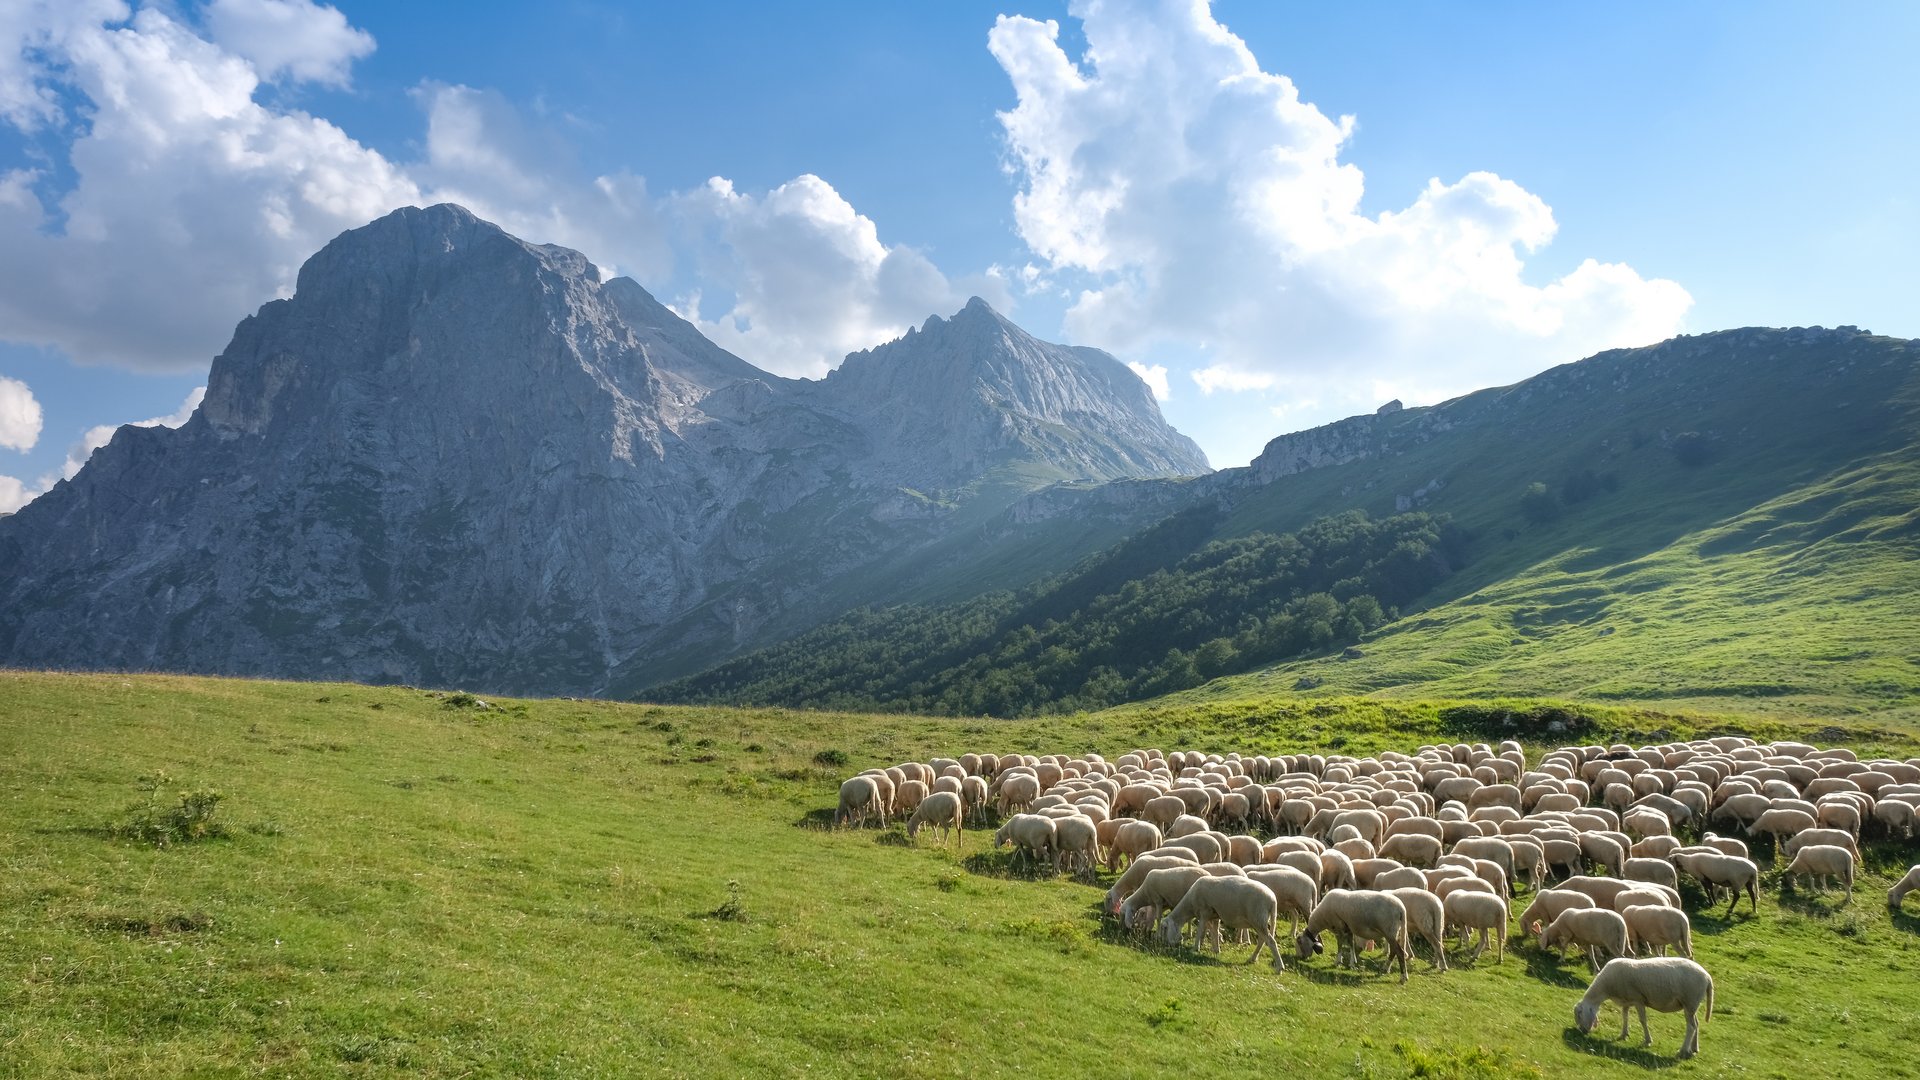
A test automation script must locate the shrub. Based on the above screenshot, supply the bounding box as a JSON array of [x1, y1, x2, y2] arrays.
[[1519, 482, 1560, 524], [1670, 431, 1713, 466], [112, 772, 227, 847], [812, 748, 850, 769]]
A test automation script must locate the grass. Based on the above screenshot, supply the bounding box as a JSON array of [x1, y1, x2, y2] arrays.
[[5, 671, 1920, 1077]]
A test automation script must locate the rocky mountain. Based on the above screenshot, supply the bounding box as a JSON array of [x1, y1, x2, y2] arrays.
[[0, 204, 1206, 694]]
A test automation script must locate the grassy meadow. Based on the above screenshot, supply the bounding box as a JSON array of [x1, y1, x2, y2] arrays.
[[4, 671, 1920, 1078]]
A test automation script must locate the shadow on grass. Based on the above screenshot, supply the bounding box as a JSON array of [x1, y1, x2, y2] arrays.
[[1685, 903, 1760, 935], [1524, 949, 1589, 989], [1891, 910, 1920, 935], [1559, 1026, 1684, 1070], [793, 808, 837, 831], [1772, 882, 1854, 916], [962, 850, 1060, 882]]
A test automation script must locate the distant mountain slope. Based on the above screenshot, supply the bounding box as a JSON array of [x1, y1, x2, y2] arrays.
[[0, 205, 1206, 694], [649, 326, 1920, 720]]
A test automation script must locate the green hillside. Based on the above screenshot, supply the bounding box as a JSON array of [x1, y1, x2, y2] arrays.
[[5, 671, 1920, 1078], [647, 326, 1920, 722]]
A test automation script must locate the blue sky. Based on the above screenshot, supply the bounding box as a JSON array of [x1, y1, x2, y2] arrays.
[[1, 0, 1915, 510]]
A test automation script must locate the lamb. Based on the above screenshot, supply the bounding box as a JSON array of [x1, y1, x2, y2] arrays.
[[1669, 850, 1760, 916], [1296, 889, 1411, 984], [1382, 887, 1446, 970], [1442, 890, 1508, 964], [1160, 876, 1287, 971], [905, 791, 964, 846], [1782, 844, 1855, 897], [1573, 956, 1714, 1059], [834, 776, 886, 828], [1538, 907, 1630, 971], [1889, 865, 1920, 910], [1622, 905, 1693, 958]]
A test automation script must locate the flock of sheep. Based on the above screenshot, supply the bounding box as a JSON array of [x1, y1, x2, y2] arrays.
[[833, 734, 1920, 1060]]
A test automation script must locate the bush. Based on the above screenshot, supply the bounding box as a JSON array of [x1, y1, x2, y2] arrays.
[[111, 772, 227, 847], [811, 748, 850, 769], [1519, 482, 1560, 524], [1670, 431, 1713, 467]]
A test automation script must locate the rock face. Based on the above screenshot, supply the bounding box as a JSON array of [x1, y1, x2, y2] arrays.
[[0, 204, 1207, 694]]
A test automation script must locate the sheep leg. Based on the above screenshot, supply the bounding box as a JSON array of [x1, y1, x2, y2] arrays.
[[1681, 1005, 1699, 1058], [1637, 1005, 1652, 1048], [1618, 1003, 1631, 1041]]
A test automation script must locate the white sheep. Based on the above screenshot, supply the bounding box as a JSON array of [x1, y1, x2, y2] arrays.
[[1622, 905, 1693, 958], [1104, 853, 1199, 916], [1106, 819, 1164, 870], [1889, 865, 1920, 910], [1296, 889, 1411, 984], [1160, 876, 1286, 971], [1573, 956, 1714, 1059], [1246, 865, 1319, 938], [834, 776, 886, 828], [1051, 814, 1101, 878], [1518, 889, 1594, 938], [1782, 844, 1855, 898], [1387, 887, 1449, 972], [905, 791, 963, 846], [992, 813, 1055, 868], [1622, 857, 1679, 891], [1442, 890, 1508, 964], [1121, 865, 1208, 932], [1539, 907, 1630, 972], [1669, 850, 1759, 916]]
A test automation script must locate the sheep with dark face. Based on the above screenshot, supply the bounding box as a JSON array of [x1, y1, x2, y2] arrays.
[[1296, 889, 1410, 984]]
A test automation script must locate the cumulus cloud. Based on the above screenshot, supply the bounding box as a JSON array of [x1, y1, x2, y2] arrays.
[[51, 385, 203, 485], [1127, 361, 1170, 401], [0, 373, 41, 451], [0, 4, 982, 385], [0, 473, 28, 513], [203, 0, 372, 87], [669, 176, 1005, 377], [989, 0, 1692, 413]]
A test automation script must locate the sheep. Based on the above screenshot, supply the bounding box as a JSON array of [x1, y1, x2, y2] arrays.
[[996, 773, 1041, 816], [905, 791, 964, 846], [1782, 844, 1855, 897], [1669, 850, 1760, 916], [1573, 957, 1714, 1059], [1578, 833, 1627, 878], [1387, 887, 1449, 972], [1519, 889, 1595, 937], [1143, 794, 1188, 829], [1106, 820, 1164, 870], [1052, 814, 1101, 878], [1699, 832, 1748, 858], [1320, 850, 1358, 892], [1539, 907, 1630, 971], [1622, 857, 1680, 891], [1225, 834, 1265, 866], [1168, 813, 1212, 839], [1781, 828, 1861, 863], [1160, 876, 1287, 971], [1745, 808, 1818, 853], [1246, 865, 1319, 938], [1105, 854, 1198, 916], [961, 776, 990, 824], [992, 813, 1055, 868], [1372, 866, 1430, 892], [1889, 865, 1920, 910], [1296, 889, 1411, 984], [1442, 890, 1508, 964], [1379, 833, 1444, 868], [1121, 865, 1208, 932], [1165, 833, 1227, 864], [1623, 905, 1693, 958], [834, 776, 886, 828]]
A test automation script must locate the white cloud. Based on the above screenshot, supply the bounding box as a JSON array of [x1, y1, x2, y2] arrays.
[[989, 0, 1692, 408], [1127, 360, 1169, 400], [0, 473, 28, 513], [51, 385, 204, 484], [668, 175, 1005, 377], [0, 373, 41, 451], [203, 0, 372, 88]]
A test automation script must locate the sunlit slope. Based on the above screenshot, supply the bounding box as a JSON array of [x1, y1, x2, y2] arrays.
[[1185, 450, 1920, 724], [5, 672, 1920, 1078]]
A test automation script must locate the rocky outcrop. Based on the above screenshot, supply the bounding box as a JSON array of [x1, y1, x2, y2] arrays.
[[0, 204, 1207, 694]]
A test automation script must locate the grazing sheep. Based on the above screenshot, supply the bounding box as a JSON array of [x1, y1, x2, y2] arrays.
[[905, 791, 964, 846], [1519, 890, 1595, 937], [1052, 815, 1101, 878], [1380, 833, 1444, 868], [1165, 833, 1227, 864], [1781, 828, 1861, 863], [1246, 866, 1319, 937], [1443, 890, 1509, 964], [992, 813, 1056, 868], [1106, 820, 1165, 870], [1320, 850, 1358, 892], [1160, 876, 1287, 971], [1699, 832, 1748, 858], [1143, 795, 1189, 829], [961, 776, 990, 824], [1121, 866, 1208, 932], [1105, 854, 1199, 916], [1573, 957, 1714, 1059], [1387, 887, 1449, 972], [1372, 866, 1430, 892], [1888, 865, 1920, 910], [1782, 844, 1855, 897], [1578, 833, 1627, 878], [1611, 888, 1675, 914], [1296, 889, 1411, 984], [834, 776, 886, 828], [1168, 813, 1212, 839], [1623, 857, 1680, 891], [996, 773, 1041, 816], [1539, 907, 1630, 971], [1623, 905, 1693, 958], [1669, 851, 1760, 916], [1225, 834, 1266, 866], [1745, 808, 1818, 853]]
